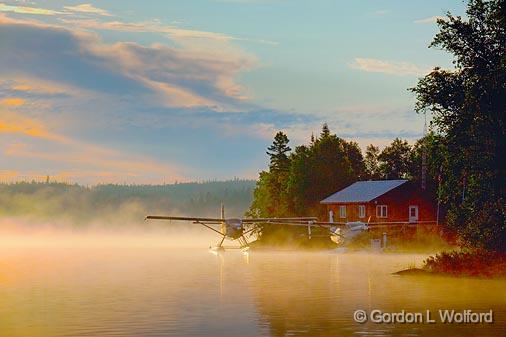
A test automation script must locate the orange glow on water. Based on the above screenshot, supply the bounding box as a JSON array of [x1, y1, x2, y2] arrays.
[[0, 220, 505, 337]]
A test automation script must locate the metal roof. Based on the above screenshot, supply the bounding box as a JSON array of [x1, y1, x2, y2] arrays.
[[320, 180, 407, 204]]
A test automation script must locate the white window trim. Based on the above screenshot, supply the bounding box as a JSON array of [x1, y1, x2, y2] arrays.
[[376, 205, 388, 218], [358, 205, 366, 218], [339, 205, 347, 218]]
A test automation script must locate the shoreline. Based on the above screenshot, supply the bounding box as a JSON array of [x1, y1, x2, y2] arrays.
[[393, 267, 506, 280], [394, 250, 506, 280]]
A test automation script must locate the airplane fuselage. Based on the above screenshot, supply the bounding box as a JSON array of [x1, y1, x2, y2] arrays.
[[221, 219, 244, 239]]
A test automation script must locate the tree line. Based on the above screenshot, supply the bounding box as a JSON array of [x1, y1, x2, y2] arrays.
[[249, 0, 505, 252], [247, 126, 441, 220], [0, 179, 256, 225]]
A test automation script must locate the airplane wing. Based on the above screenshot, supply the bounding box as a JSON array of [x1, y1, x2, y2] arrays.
[[245, 221, 315, 226], [242, 220, 348, 237], [146, 216, 320, 224], [241, 218, 349, 228], [146, 216, 351, 228], [241, 217, 318, 223], [145, 215, 225, 236], [241, 219, 348, 236], [145, 215, 223, 223], [312, 221, 348, 227]]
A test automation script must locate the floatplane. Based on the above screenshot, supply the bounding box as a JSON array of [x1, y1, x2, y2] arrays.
[[145, 205, 369, 251]]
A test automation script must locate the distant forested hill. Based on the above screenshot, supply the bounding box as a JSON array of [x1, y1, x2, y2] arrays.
[[0, 179, 256, 226]]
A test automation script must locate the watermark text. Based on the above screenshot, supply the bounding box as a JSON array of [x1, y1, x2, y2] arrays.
[[353, 309, 494, 324]]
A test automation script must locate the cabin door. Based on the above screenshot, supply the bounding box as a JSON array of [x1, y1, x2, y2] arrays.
[[409, 205, 419, 223]]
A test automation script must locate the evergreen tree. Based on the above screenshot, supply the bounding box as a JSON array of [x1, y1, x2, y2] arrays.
[[285, 145, 311, 215], [364, 144, 381, 179], [343, 141, 366, 180], [320, 123, 331, 138], [248, 171, 274, 218], [250, 125, 360, 219], [267, 132, 291, 172], [298, 125, 355, 217], [312, 140, 352, 213], [249, 132, 293, 217]]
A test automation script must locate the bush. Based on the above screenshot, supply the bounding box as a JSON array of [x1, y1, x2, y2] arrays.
[[423, 250, 506, 278]]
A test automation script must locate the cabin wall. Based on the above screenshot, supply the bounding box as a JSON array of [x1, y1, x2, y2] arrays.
[[326, 203, 367, 222], [324, 183, 437, 224]]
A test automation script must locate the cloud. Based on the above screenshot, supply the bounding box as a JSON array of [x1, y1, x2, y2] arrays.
[[0, 110, 68, 142], [4, 78, 71, 95], [0, 3, 111, 17], [0, 15, 293, 182], [372, 9, 389, 16], [11, 84, 31, 91], [414, 16, 445, 24], [0, 3, 63, 16], [59, 18, 277, 45], [66, 19, 234, 41], [258, 102, 426, 151], [63, 4, 111, 16], [0, 16, 257, 110], [215, 0, 275, 2], [349, 57, 428, 76], [0, 110, 186, 183], [4, 142, 183, 180], [0, 97, 25, 106]]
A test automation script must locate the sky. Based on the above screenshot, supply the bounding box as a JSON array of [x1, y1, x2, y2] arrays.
[[0, 0, 466, 184]]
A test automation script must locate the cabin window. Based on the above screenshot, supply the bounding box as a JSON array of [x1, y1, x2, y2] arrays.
[[376, 205, 388, 218], [410, 207, 417, 217], [358, 205, 366, 218], [339, 205, 346, 218]]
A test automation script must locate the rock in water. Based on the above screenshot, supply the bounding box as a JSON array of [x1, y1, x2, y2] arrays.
[[393, 268, 433, 276]]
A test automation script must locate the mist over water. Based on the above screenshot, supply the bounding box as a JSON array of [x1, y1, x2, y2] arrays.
[[0, 227, 505, 337], [0, 218, 221, 249], [0, 176, 500, 336]]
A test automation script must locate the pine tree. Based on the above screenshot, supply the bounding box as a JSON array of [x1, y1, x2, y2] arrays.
[[364, 145, 380, 179], [320, 123, 330, 139], [266, 132, 291, 172]]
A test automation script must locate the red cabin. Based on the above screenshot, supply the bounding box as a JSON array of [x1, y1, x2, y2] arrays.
[[320, 180, 437, 224]]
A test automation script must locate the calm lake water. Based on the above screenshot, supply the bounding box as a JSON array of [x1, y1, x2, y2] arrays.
[[1, 239, 505, 337]]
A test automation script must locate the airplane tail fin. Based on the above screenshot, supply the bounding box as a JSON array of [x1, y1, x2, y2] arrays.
[[221, 203, 225, 220]]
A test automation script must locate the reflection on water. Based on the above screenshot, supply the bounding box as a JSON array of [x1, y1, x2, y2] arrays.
[[0, 243, 505, 337]]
